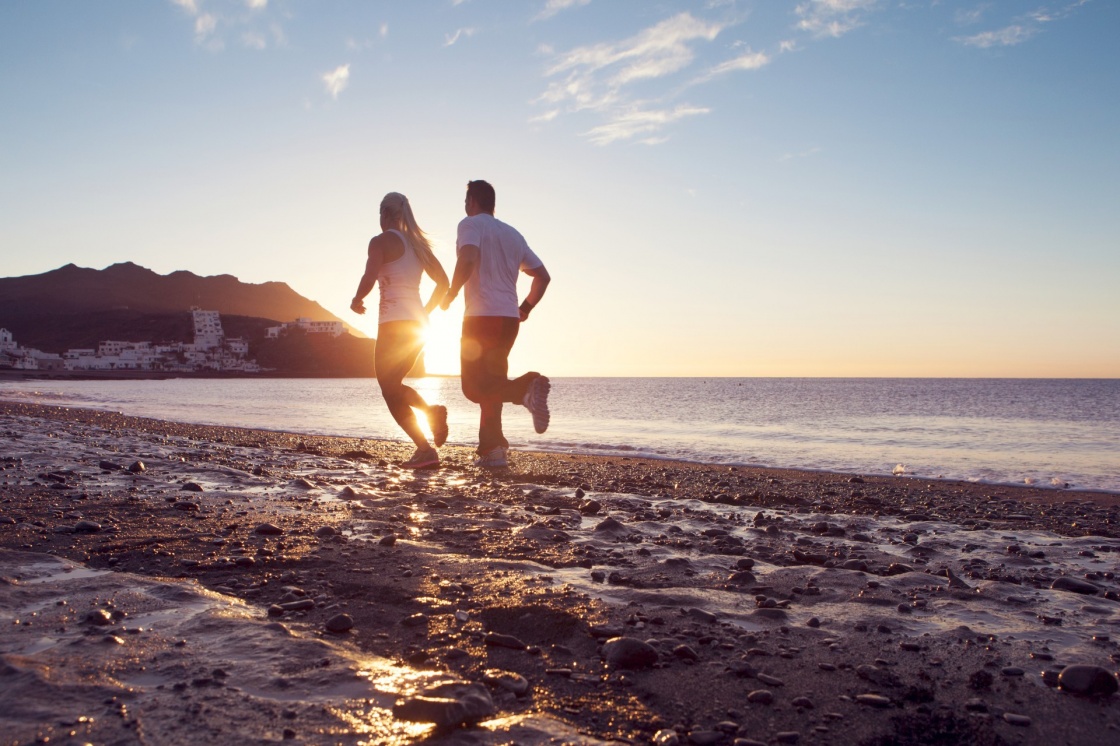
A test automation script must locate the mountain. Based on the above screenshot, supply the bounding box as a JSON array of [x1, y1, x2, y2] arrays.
[[0, 262, 360, 353]]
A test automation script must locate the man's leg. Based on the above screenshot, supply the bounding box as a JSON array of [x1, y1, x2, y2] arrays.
[[461, 317, 521, 454]]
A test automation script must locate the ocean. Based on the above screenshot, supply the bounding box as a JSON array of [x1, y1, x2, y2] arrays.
[[1, 377, 1118, 492]]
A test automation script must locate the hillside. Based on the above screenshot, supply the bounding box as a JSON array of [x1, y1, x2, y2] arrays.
[[0, 262, 359, 353]]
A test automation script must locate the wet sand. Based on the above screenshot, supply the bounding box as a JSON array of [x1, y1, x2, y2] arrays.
[[1, 400, 1118, 745]]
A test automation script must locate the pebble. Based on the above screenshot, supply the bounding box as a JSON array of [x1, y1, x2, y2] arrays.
[[1051, 576, 1100, 595], [601, 637, 659, 669], [673, 644, 700, 662], [1057, 665, 1119, 695], [180, 482, 203, 492], [279, 599, 314, 612], [315, 526, 337, 538], [74, 520, 101, 533], [379, 534, 398, 547], [484, 632, 526, 650], [128, 461, 146, 473], [651, 730, 680, 746], [756, 673, 784, 687], [687, 608, 718, 624], [1002, 713, 1032, 727], [482, 669, 530, 696], [99, 460, 124, 471], [325, 614, 353, 633], [855, 694, 892, 708], [594, 516, 626, 533], [791, 697, 814, 709], [254, 523, 284, 535], [746, 690, 773, 704], [234, 556, 255, 568], [579, 499, 601, 516], [392, 682, 495, 728]]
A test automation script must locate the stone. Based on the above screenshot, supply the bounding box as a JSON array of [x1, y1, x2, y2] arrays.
[[687, 607, 717, 624], [254, 523, 284, 535], [775, 733, 800, 745], [325, 614, 354, 633], [379, 534, 398, 547], [757, 673, 785, 687], [484, 632, 526, 650], [180, 482, 203, 492], [1051, 576, 1100, 595], [1057, 665, 1119, 695], [73, 520, 101, 533], [601, 637, 659, 669], [791, 697, 814, 709], [483, 669, 530, 696], [594, 516, 627, 533], [855, 694, 892, 708], [392, 682, 495, 728], [279, 599, 315, 612], [315, 526, 337, 538], [99, 460, 124, 471], [746, 689, 773, 704], [673, 644, 700, 662], [1002, 713, 1031, 727], [234, 556, 256, 568], [128, 461, 146, 473], [579, 499, 601, 516], [651, 730, 680, 746]]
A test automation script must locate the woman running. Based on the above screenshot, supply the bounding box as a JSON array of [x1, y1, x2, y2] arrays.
[[351, 192, 450, 469]]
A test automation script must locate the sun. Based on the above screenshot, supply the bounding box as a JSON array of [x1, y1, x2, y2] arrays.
[[420, 308, 462, 376]]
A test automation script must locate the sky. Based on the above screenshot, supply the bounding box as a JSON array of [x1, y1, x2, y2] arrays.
[[1, 0, 1117, 377]]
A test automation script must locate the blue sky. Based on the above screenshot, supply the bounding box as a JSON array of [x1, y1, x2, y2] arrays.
[[1, 0, 1117, 376]]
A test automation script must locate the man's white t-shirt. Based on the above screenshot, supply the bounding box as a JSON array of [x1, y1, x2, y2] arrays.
[[456, 213, 542, 318]]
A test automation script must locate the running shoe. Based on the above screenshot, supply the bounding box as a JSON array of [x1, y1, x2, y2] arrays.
[[523, 375, 551, 434], [428, 405, 449, 448], [403, 447, 439, 470], [473, 447, 508, 468]]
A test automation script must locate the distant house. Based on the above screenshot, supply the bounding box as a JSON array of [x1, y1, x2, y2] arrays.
[[266, 317, 345, 338]]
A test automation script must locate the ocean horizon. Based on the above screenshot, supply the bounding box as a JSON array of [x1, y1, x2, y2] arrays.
[[2, 376, 1118, 493]]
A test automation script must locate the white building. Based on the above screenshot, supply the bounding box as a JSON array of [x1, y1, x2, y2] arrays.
[[266, 317, 344, 338], [191, 308, 224, 350]]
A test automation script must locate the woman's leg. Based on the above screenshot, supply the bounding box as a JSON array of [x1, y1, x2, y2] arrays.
[[376, 322, 431, 449]]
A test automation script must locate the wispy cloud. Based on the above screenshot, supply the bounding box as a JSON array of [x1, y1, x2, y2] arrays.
[[584, 104, 710, 146], [536, 0, 591, 22], [958, 24, 1036, 48], [246, 0, 267, 9], [242, 31, 266, 50], [537, 12, 747, 144], [444, 27, 476, 47], [955, 0, 1089, 48], [322, 64, 350, 99], [694, 49, 770, 83], [169, 0, 284, 50], [795, 0, 879, 39]]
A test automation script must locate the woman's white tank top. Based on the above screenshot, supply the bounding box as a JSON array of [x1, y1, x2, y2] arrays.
[[377, 229, 426, 325]]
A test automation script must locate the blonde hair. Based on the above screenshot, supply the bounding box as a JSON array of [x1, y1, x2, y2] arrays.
[[380, 192, 439, 274]]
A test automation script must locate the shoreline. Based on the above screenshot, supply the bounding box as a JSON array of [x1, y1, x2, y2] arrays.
[[2, 400, 1118, 744]]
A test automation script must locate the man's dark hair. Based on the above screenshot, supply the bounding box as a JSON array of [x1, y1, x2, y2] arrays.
[[467, 180, 496, 214]]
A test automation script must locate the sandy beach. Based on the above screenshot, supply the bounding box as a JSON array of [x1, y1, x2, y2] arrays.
[[1, 400, 1118, 745]]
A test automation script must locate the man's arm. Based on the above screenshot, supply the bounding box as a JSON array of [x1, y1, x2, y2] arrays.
[[350, 237, 386, 315], [439, 244, 479, 311], [422, 260, 450, 316], [518, 264, 550, 321]]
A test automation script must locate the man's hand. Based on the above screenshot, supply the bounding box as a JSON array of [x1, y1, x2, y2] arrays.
[[350, 298, 366, 315], [439, 289, 456, 311]]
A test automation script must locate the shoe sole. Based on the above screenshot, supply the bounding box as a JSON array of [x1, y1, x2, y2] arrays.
[[428, 405, 449, 448], [528, 376, 550, 434]]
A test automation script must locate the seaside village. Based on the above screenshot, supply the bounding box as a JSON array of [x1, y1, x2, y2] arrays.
[[0, 308, 343, 374]]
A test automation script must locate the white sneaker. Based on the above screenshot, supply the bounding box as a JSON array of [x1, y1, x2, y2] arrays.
[[523, 375, 550, 434], [473, 447, 508, 468]]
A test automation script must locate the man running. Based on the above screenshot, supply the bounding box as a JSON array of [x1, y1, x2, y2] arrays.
[[440, 180, 551, 468]]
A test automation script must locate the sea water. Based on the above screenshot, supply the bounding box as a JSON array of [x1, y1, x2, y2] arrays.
[[1, 377, 1118, 492]]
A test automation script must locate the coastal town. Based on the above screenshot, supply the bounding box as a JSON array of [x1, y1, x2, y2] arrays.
[[0, 307, 344, 375]]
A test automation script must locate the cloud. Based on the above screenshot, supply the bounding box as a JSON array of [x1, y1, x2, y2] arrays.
[[322, 64, 350, 99], [583, 104, 710, 145], [537, 12, 762, 144], [957, 24, 1036, 48], [380, 22, 389, 39], [954, 1, 1091, 49], [444, 27, 476, 46], [529, 109, 560, 123], [694, 49, 770, 83], [536, 0, 591, 22], [794, 0, 879, 39], [242, 31, 266, 49], [246, 0, 267, 8], [171, 0, 199, 14], [195, 13, 217, 39]]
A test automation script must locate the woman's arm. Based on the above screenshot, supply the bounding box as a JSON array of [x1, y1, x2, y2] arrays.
[[423, 258, 450, 315], [350, 236, 387, 315]]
